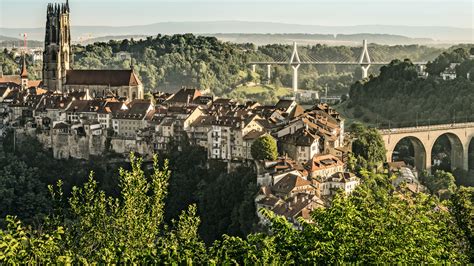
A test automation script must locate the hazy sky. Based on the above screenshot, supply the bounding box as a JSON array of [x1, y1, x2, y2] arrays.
[[0, 0, 472, 28]]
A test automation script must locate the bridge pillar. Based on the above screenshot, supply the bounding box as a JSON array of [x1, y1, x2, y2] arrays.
[[267, 64, 271, 82], [358, 39, 371, 79], [361, 64, 371, 79], [292, 64, 300, 92], [424, 145, 432, 173], [462, 140, 471, 172], [463, 146, 469, 172], [252, 64, 256, 73], [450, 139, 464, 171]]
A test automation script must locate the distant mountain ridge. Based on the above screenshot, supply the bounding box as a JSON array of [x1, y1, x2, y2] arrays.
[[1, 21, 472, 44]]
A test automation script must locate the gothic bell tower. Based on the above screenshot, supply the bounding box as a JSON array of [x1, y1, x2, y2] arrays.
[[42, 0, 71, 92]]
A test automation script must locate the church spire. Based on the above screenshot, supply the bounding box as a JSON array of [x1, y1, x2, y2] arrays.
[[20, 53, 28, 91], [20, 54, 28, 78]]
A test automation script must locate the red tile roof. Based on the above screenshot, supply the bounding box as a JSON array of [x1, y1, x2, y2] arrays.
[[272, 174, 312, 195], [305, 154, 343, 172]]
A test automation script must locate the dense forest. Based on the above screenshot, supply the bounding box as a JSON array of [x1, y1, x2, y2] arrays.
[[0, 132, 257, 244], [1, 124, 473, 263], [344, 47, 474, 128], [70, 35, 447, 99]]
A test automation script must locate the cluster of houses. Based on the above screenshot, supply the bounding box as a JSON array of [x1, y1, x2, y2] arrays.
[[255, 154, 360, 226], [0, 53, 362, 226]]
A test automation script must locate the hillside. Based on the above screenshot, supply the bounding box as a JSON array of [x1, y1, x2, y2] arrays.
[[341, 47, 474, 128], [1, 34, 450, 100]]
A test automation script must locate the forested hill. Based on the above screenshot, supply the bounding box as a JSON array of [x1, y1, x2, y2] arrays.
[[0, 34, 466, 102], [71, 34, 256, 95], [342, 47, 474, 128], [68, 34, 445, 96]]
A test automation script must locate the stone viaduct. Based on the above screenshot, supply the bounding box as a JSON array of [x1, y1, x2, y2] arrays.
[[379, 122, 474, 172]]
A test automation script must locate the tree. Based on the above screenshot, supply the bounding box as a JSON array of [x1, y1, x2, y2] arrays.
[[0, 154, 208, 263], [0, 157, 51, 227], [1, 157, 471, 263], [251, 135, 278, 161], [197, 165, 258, 243], [210, 172, 470, 264], [345, 51, 474, 129], [449, 186, 474, 262], [426, 48, 470, 76], [456, 59, 474, 81], [350, 122, 386, 167], [420, 170, 457, 200]]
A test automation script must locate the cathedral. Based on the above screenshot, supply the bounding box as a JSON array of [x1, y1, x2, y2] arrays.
[[42, 0, 144, 100]]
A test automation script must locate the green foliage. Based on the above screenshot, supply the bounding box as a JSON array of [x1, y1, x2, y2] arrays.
[[211, 172, 469, 264], [420, 170, 457, 200], [0, 157, 471, 263], [304, 173, 468, 263], [456, 59, 474, 81], [197, 164, 258, 243], [0, 50, 17, 76], [0, 50, 43, 80], [346, 56, 474, 127], [73, 34, 252, 95], [71, 36, 446, 99], [0, 154, 207, 263], [0, 217, 71, 263], [2, 133, 123, 199], [64, 153, 170, 260], [350, 122, 386, 167], [426, 48, 470, 76], [0, 156, 51, 227], [163, 143, 258, 243], [227, 84, 291, 105], [251, 135, 278, 161], [449, 186, 474, 262]]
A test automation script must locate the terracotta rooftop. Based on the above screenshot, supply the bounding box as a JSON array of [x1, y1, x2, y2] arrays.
[[272, 174, 312, 195], [0, 75, 21, 85], [305, 154, 344, 173], [166, 88, 201, 104]]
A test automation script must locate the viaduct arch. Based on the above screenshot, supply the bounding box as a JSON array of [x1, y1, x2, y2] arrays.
[[379, 123, 474, 172]]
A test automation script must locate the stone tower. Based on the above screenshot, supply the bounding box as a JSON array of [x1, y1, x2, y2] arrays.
[[20, 54, 28, 91], [42, 0, 71, 92]]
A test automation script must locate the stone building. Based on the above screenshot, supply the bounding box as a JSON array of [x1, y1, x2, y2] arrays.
[[42, 0, 144, 99]]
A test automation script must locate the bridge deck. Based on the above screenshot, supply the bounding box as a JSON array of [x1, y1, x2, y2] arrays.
[[249, 61, 427, 65], [378, 122, 474, 135]]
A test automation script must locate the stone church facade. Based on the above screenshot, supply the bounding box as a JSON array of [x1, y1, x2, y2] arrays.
[[42, 0, 144, 100]]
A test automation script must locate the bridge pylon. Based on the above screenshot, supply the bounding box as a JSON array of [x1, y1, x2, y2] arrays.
[[358, 40, 371, 79], [290, 42, 301, 92], [267, 64, 271, 83]]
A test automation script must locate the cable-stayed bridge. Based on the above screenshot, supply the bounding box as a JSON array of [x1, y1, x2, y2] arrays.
[[249, 40, 428, 92]]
